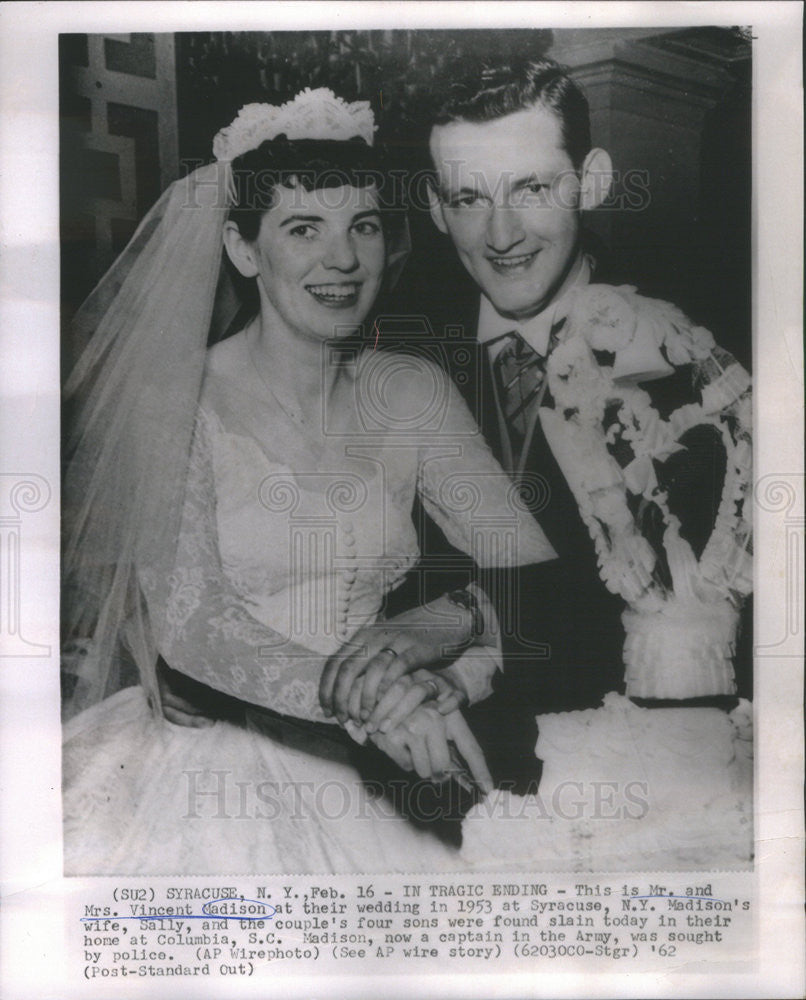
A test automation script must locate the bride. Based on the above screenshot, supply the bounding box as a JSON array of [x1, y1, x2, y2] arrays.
[[61, 89, 555, 875]]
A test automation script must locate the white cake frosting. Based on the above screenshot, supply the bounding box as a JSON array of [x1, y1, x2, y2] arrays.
[[621, 600, 740, 699], [461, 694, 753, 871]]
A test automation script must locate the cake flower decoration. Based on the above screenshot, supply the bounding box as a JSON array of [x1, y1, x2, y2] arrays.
[[540, 285, 752, 698]]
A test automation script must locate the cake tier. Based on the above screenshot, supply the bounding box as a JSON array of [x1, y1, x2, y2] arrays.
[[622, 601, 739, 699], [461, 694, 752, 871]]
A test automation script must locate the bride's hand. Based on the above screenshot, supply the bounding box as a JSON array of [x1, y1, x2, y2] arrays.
[[319, 597, 474, 723], [157, 657, 217, 728], [370, 703, 493, 793]]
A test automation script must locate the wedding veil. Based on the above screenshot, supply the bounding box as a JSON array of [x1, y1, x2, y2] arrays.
[[62, 162, 236, 719]]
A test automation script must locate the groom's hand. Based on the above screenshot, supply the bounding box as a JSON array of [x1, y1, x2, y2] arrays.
[[319, 598, 474, 723]]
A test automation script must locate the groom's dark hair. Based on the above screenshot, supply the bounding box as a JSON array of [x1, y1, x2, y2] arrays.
[[432, 58, 592, 171]]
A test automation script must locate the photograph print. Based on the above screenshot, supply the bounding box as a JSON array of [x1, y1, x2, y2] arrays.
[[59, 25, 753, 876]]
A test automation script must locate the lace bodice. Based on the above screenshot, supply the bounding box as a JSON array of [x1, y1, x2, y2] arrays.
[[139, 338, 554, 723]]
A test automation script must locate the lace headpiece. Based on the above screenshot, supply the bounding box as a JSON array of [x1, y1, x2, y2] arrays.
[[213, 88, 376, 162]]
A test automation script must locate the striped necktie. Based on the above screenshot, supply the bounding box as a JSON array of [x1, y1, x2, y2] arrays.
[[491, 330, 547, 455], [490, 318, 566, 458]]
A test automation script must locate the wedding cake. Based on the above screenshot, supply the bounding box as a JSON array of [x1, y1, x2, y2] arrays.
[[538, 284, 753, 700], [461, 693, 753, 871]]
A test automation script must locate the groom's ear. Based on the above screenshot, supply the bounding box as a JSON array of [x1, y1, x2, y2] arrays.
[[579, 148, 613, 211], [223, 221, 260, 278], [427, 178, 449, 235]]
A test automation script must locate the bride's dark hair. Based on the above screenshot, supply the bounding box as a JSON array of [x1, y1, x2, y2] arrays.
[[229, 135, 393, 241]]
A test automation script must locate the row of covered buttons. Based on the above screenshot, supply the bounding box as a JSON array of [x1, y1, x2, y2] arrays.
[[335, 521, 407, 640], [337, 522, 357, 640]]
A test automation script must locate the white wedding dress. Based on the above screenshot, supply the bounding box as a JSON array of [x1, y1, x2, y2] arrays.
[[63, 338, 553, 875]]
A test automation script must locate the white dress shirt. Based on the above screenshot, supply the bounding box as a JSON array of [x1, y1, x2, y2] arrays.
[[478, 254, 593, 362]]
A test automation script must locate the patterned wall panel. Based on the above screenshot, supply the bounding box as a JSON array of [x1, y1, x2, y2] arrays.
[[60, 33, 179, 368], [549, 27, 751, 365]]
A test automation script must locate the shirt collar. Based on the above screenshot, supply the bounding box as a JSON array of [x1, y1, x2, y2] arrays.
[[479, 253, 593, 360]]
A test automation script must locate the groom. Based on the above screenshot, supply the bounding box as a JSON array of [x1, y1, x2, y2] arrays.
[[423, 59, 625, 726], [418, 58, 751, 745]]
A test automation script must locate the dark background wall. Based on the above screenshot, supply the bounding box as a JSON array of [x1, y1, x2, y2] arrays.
[[60, 27, 751, 373]]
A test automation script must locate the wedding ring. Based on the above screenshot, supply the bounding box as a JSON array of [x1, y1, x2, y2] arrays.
[[379, 647, 397, 658], [422, 679, 440, 700]]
